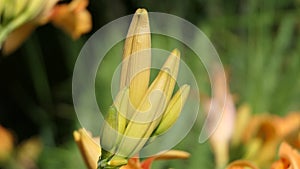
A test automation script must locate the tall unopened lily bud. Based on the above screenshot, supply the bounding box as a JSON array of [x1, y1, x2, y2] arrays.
[[120, 8, 151, 109], [97, 9, 191, 169]]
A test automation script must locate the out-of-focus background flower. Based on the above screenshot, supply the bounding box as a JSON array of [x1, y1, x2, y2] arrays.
[[0, 0, 299, 169]]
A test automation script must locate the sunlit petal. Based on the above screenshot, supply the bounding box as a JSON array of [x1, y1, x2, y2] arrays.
[[73, 129, 101, 169]]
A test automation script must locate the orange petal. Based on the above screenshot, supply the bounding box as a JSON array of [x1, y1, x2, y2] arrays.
[[34, 0, 59, 25], [0, 125, 14, 162], [243, 113, 300, 144], [140, 150, 190, 169], [153, 150, 190, 160], [2, 22, 36, 55], [73, 129, 101, 169], [276, 142, 300, 169], [271, 158, 290, 169], [285, 131, 300, 149], [276, 112, 300, 139], [225, 160, 259, 169], [50, 0, 92, 39], [140, 157, 155, 169]]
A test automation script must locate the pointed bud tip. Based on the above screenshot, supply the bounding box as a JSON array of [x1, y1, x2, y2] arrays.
[[182, 84, 190, 92], [73, 131, 80, 141], [136, 8, 148, 14], [182, 85, 191, 100], [171, 49, 181, 57], [108, 157, 128, 167]]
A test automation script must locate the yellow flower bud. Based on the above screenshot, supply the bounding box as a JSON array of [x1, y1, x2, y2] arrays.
[[114, 87, 129, 136], [120, 8, 151, 109], [107, 156, 128, 167], [154, 84, 190, 135], [97, 9, 191, 169], [117, 68, 173, 157]]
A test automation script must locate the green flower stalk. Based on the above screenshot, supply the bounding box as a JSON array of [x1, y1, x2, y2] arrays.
[[98, 8, 190, 169]]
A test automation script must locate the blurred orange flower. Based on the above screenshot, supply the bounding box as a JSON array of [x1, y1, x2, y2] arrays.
[[50, 0, 92, 39], [232, 105, 300, 168], [271, 142, 300, 169], [2, 0, 92, 55], [231, 109, 300, 168], [0, 125, 14, 162], [243, 112, 300, 143], [226, 139, 300, 169]]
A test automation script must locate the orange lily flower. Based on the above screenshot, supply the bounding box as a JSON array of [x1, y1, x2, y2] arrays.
[[271, 142, 300, 169], [73, 128, 190, 169], [50, 0, 92, 39], [231, 110, 300, 168]]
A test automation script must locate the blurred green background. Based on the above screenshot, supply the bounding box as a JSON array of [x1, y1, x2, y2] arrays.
[[0, 0, 300, 168]]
